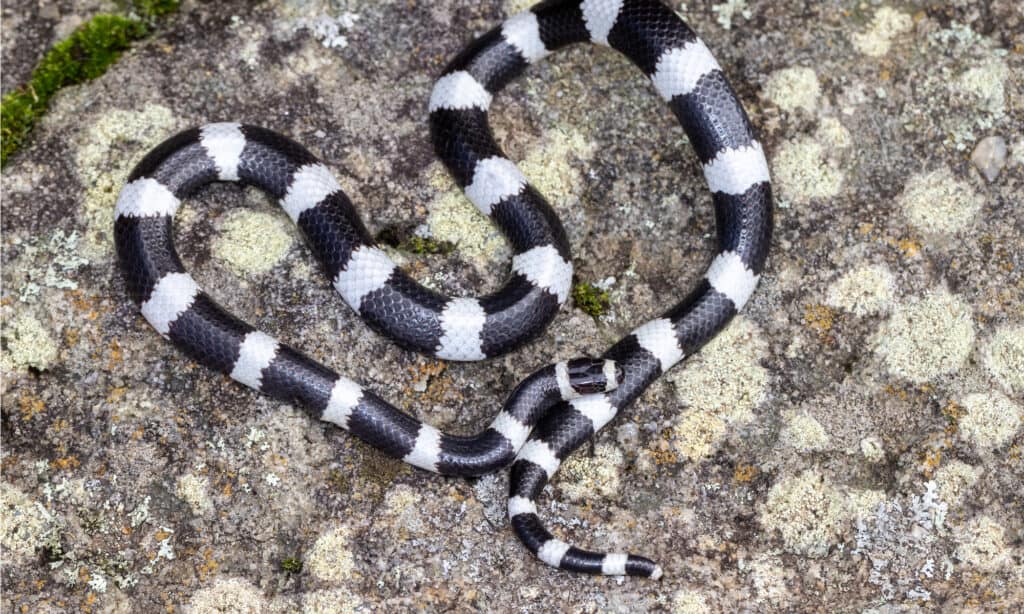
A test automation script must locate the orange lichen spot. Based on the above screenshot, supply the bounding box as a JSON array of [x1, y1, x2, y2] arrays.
[[941, 400, 965, 430], [404, 360, 460, 405], [196, 547, 219, 580], [884, 384, 910, 401], [131, 426, 145, 440], [270, 453, 288, 467], [897, 238, 921, 257], [803, 304, 835, 339], [920, 449, 942, 478], [18, 394, 45, 421], [50, 456, 81, 471], [107, 386, 127, 403], [648, 447, 678, 465], [734, 463, 758, 483], [107, 339, 123, 369], [69, 290, 94, 313]]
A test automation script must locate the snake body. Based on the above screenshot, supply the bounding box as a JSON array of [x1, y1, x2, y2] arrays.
[[115, 0, 771, 579]]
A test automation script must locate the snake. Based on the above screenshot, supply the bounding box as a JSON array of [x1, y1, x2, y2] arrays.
[[114, 0, 771, 579]]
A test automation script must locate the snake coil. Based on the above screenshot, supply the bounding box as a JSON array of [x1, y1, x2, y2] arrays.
[[115, 0, 771, 578]]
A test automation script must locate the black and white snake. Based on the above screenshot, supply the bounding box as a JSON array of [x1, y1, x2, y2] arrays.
[[115, 0, 772, 579]]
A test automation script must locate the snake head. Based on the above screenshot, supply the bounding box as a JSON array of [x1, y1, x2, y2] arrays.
[[564, 358, 623, 396]]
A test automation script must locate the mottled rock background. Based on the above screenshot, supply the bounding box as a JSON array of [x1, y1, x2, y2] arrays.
[[2, 1, 1022, 612]]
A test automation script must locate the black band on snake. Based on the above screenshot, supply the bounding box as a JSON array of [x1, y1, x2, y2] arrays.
[[114, 0, 771, 579]]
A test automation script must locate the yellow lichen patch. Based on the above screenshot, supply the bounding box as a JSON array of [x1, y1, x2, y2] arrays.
[[426, 167, 508, 272], [175, 473, 213, 516], [187, 576, 266, 613], [301, 589, 362, 614], [671, 589, 711, 614], [933, 460, 981, 506], [897, 167, 982, 235], [955, 515, 1008, 572], [746, 554, 796, 607], [1, 313, 59, 371], [779, 410, 831, 452], [306, 525, 356, 584], [759, 470, 848, 557], [212, 210, 295, 276], [75, 104, 180, 259], [959, 392, 1022, 451], [874, 288, 975, 384], [803, 304, 835, 339], [672, 410, 726, 462], [519, 127, 595, 208], [671, 315, 769, 425], [956, 58, 1010, 117], [762, 66, 821, 113], [772, 138, 844, 205], [850, 7, 913, 57], [504, 0, 535, 15], [845, 489, 886, 521], [826, 264, 895, 316], [560, 442, 624, 501], [1, 482, 52, 563], [378, 484, 426, 537], [983, 323, 1024, 393], [814, 117, 852, 149]]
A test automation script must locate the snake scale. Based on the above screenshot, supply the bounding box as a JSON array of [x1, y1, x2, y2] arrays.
[[115, 0, 772, 578]]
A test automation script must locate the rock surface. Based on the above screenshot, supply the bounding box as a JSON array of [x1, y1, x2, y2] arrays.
[[2, 1, 1022, 611]]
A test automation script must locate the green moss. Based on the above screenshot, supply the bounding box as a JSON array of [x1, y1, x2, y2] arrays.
[[280, 557, 303, 574], [375, 225, 454, 255], [403, 235, 455, 255], [571, 282, 610, 317], [1, 1, 179, 167], [130, 0, 180, 20]]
